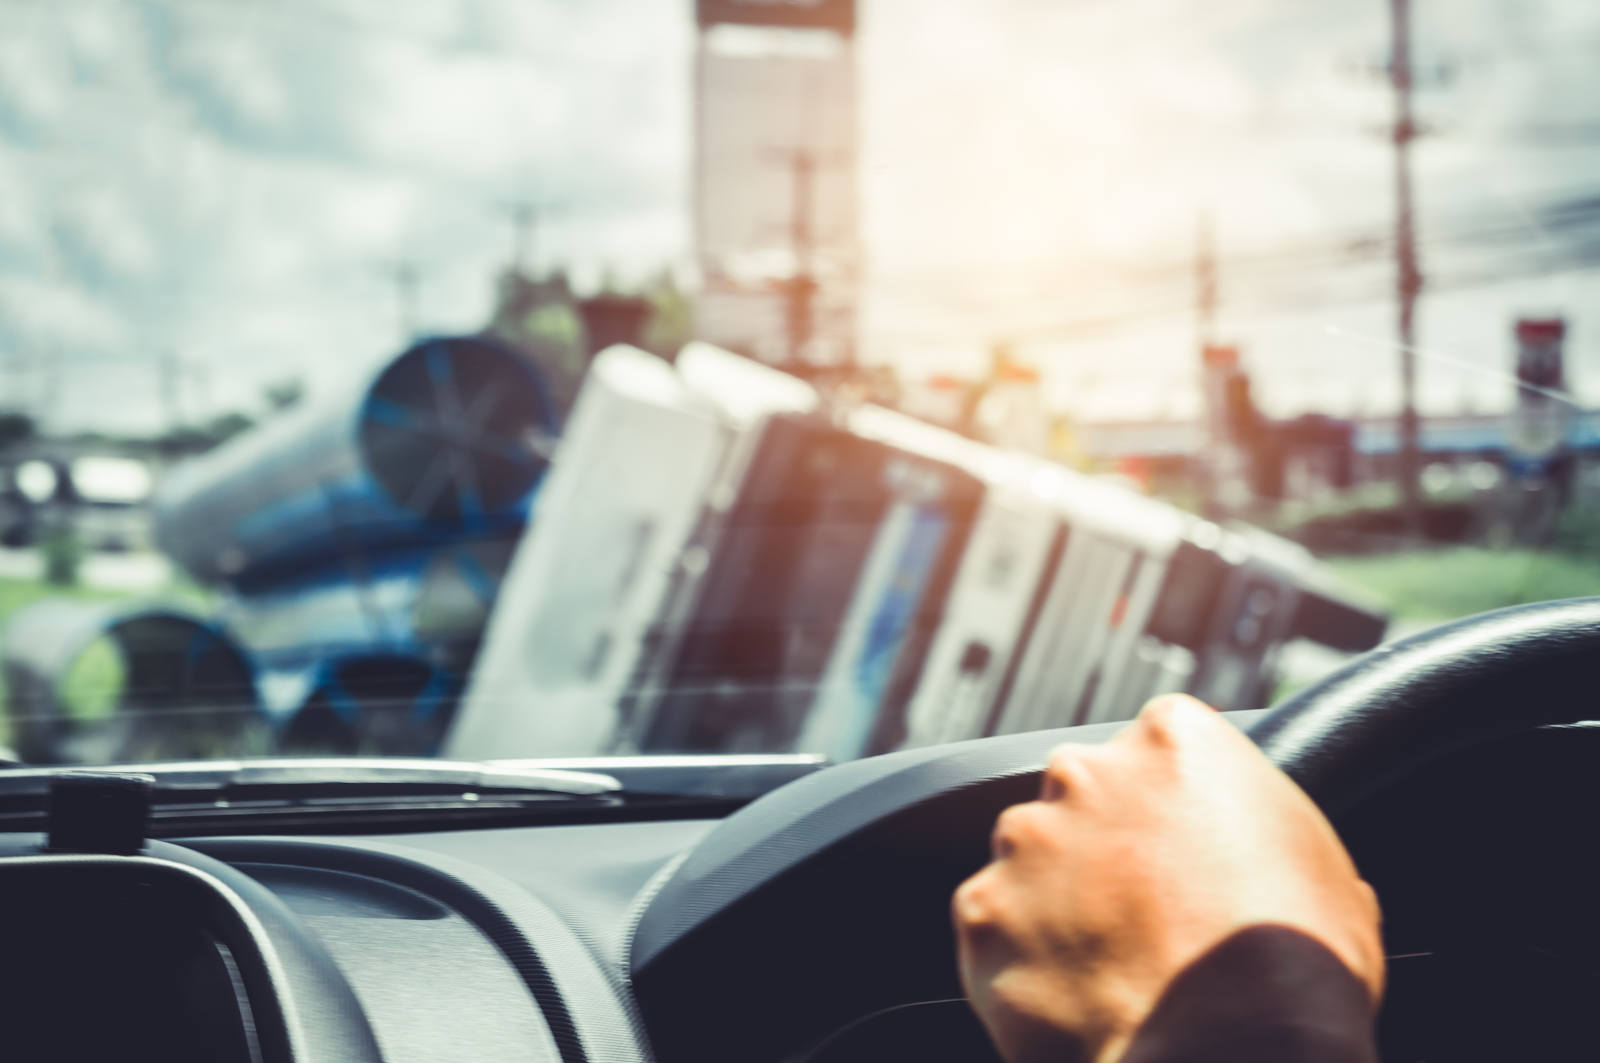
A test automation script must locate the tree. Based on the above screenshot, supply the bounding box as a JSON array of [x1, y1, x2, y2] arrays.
[[0, 412, 36, 454]]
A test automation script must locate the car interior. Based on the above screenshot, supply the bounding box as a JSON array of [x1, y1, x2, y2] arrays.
[[2, 0, 1593, 1060]]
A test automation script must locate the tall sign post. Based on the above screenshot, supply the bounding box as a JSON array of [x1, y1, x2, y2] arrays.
[[1195, 210, 1221, 515], [1507, 319, 1572, 478], [1507, 318, 1574, 541], [693, 0, 859, 375]]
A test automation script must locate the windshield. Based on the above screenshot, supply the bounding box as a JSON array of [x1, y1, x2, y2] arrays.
[[2, 0, 1597, 769]]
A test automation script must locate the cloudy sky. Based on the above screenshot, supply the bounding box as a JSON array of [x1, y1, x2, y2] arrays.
[[3, 0, 1599, 432]]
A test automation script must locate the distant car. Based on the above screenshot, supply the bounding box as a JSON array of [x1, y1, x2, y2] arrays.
[[0, 597, 1596, 1062]]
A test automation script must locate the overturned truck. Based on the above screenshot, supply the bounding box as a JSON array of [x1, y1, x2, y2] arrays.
[[450, 344, 1385, 764]]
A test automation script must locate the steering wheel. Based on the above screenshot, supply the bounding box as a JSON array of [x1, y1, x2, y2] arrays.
[[1252, 595, 1600, 813], [631, 598, 1600, 1063]]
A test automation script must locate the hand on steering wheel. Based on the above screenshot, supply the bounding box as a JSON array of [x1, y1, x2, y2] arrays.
[[952, 695, 1385, 1063]]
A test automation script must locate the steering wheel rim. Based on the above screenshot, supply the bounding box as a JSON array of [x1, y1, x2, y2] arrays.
[[1251, 596, 1600, 815]]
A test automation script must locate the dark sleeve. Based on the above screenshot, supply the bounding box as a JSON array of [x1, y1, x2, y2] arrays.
[[1118, 924, 1378, 1063]]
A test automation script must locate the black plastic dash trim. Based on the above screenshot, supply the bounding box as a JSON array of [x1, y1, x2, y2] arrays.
[[178, 838, 590, 1063]]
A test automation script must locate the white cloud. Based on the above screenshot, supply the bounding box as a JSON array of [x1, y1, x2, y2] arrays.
[[0, 0, 694, 433], [1, 0, 1597, 433]]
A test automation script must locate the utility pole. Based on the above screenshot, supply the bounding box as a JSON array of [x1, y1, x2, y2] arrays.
[[42, 342, 61, 432], [503, 201, 538, 275], [160, 351, 182, 431], [1390, 0, 1424, 533], [2, 344, 27, 415], [387, 262, 421, 344], [1195, 209, 1224, 517], [497, 199, 563, 277], [1196, 208, 1217, 352], [782, 148, 819, 369], [193, 359, 213, 420]]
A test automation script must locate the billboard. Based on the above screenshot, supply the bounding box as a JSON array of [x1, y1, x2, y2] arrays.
[[694, 0, 859, 370]]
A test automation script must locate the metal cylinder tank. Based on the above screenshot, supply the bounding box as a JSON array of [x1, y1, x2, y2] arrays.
[[154, 335, 559, 587], [275, 653, 459, 757], [1, 598, 261, 765], [217, 538, 514, 748]]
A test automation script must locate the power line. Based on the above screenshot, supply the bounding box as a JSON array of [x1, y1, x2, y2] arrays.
[[880, 236, 1600, 348], [874, 183, 1600, 344], [880, 183, 1600, 307]]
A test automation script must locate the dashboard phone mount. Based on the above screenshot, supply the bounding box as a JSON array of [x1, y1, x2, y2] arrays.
[[46, 771, 154, 855]]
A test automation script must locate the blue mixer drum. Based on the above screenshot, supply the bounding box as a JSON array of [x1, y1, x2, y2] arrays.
[[154, 335, 559, 588]]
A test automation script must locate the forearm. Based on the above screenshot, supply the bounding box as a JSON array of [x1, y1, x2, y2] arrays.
[[1118, 925, 1377, 1063]]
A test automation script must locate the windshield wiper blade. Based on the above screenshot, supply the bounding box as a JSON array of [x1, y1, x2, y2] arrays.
[[0, 758, 626, 837], [0, 756, 824, 837], [0, 758, 622, 800]]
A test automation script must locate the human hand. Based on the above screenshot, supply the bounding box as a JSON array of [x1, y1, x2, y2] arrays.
[[952, 694, 1384, 1063]]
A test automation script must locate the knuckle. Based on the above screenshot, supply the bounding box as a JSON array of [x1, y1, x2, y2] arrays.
[[1137, 693, 1215, 747], [1042, 746, 1085, 797], [993, 802, 1036, 843], [1137, 698, 1183, 741], [991, 800, 1055, 860], [952, 872, 997, 928]]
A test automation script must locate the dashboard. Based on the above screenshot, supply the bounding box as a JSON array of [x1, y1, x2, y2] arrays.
[[0, 819, 706, 1063], [5, 711, 1600, 1063]]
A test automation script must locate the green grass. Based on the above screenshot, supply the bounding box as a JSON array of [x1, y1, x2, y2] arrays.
[[1325, 547, 1600, 624], [58, 636, 126, 722]]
